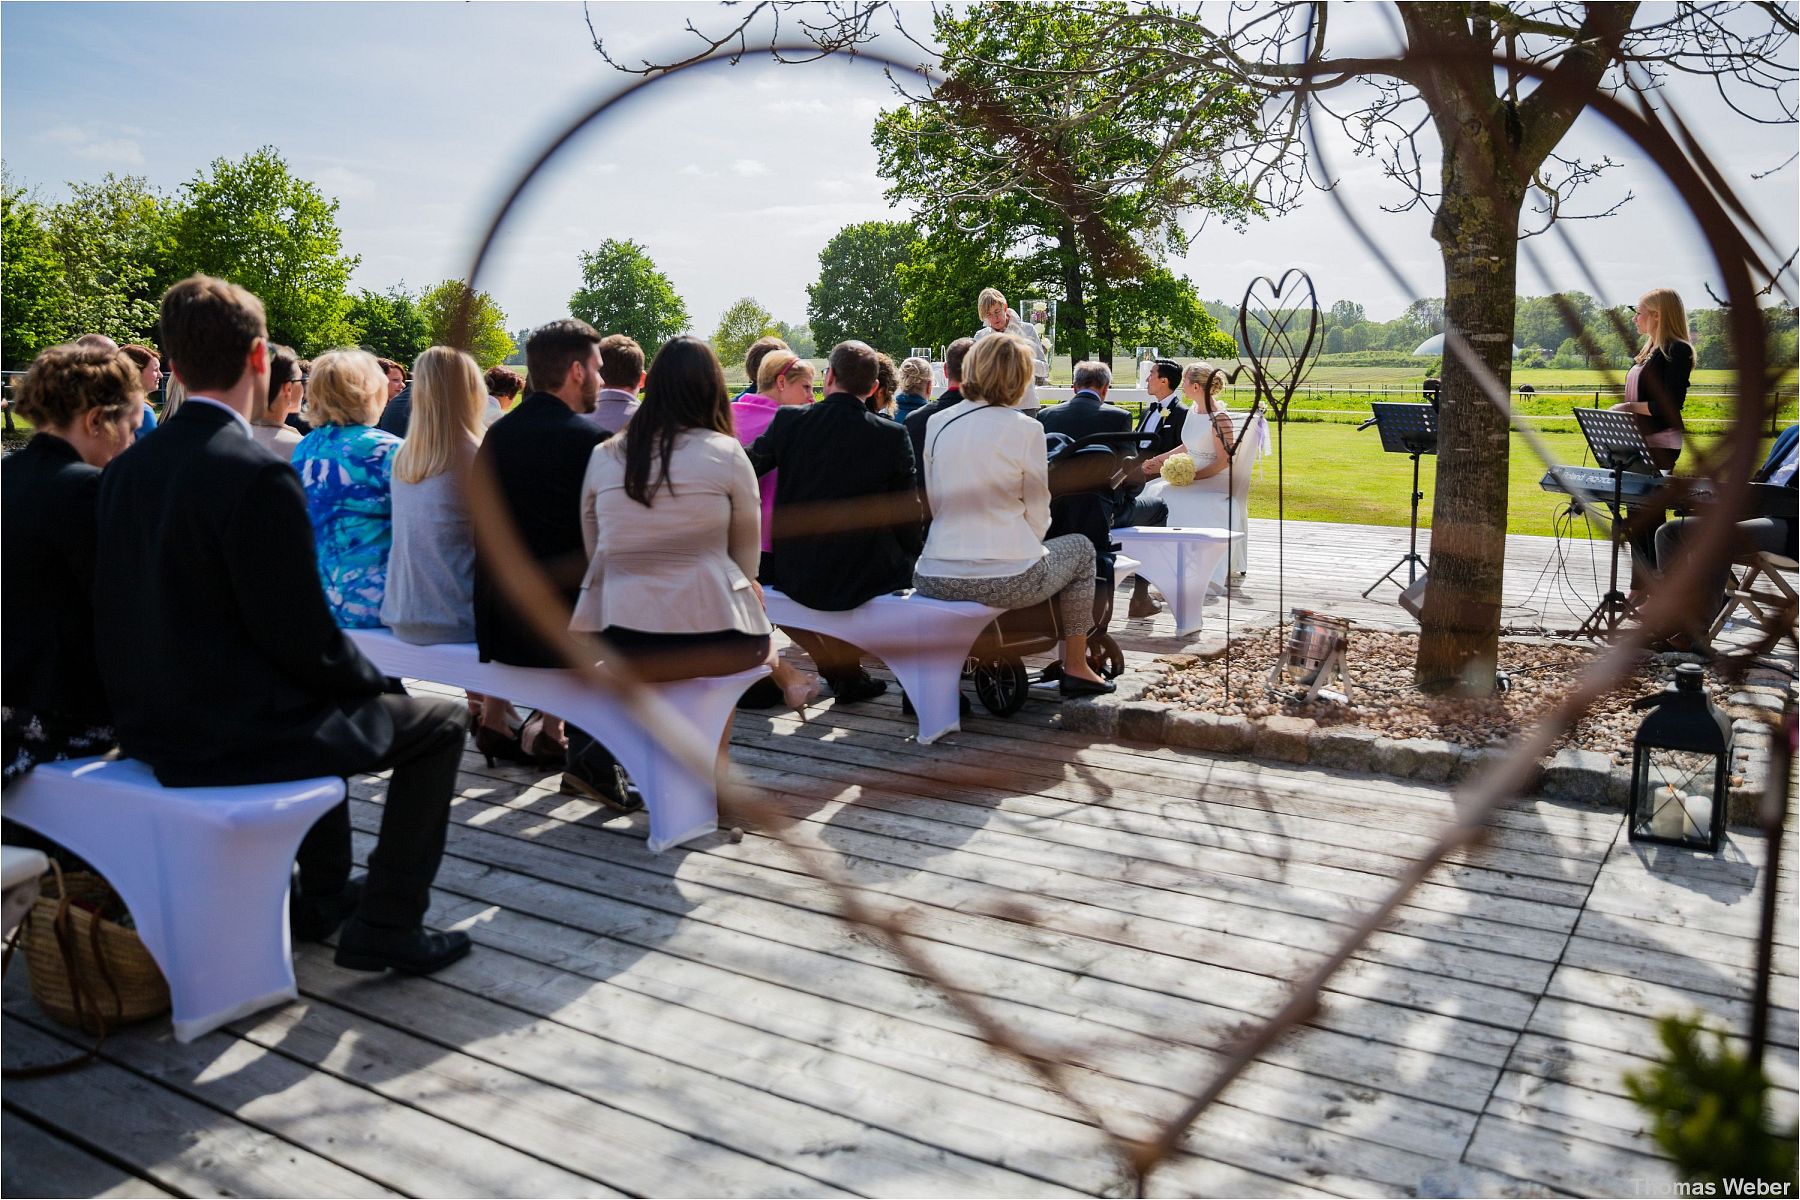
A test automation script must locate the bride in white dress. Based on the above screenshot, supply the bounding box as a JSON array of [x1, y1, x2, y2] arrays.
[[1137, 365, 1262, 587]]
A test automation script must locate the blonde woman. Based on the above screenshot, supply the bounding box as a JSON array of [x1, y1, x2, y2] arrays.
[[293, 348, 399, 627], [913, 334, 1114, 697], [895, 355, 933, 422], [972, 287, 1049, 410], [1609, 288, 1694, 591], [380, 347, 524, 759], [1614, 287, 1695, 472]]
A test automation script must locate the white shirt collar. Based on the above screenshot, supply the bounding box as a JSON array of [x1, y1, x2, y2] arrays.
[[184, 395, 254, 438]]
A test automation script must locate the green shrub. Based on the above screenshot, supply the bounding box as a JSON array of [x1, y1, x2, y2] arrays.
[[1624, 1016, 1798, 1192]]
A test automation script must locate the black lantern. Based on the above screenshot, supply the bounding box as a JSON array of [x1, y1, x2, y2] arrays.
[[1629, 663, 1733, 852]]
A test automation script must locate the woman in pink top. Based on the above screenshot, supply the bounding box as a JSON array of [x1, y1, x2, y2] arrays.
[[731, 350, 816, 555]]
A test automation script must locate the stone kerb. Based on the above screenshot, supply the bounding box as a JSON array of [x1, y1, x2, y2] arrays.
[[1061, 667, 1790, 826]]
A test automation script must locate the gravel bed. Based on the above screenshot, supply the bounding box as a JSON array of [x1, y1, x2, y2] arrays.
[[1141, 628, 1737, 765]]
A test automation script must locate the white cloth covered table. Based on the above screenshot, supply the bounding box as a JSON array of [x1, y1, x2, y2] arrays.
[[1112, 527, 1242, 636], [349, 629, 765, 853], [3, 758, 345, 1041], [763, 588, 1004, 744]]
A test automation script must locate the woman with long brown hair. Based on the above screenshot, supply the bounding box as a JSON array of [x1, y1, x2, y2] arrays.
[[573, 336, 817, 704]]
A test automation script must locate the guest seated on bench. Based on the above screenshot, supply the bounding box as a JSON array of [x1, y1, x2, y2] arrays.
[[2, 342, 145, 785], [747, 340, 925, 705], [294, 348, 402, 628], [573, 337, 816, 711], [912, 333, 1116, 698], [94, 275, 468, 974], [476, 318, 636, 811], [380, 346, 522, 764]]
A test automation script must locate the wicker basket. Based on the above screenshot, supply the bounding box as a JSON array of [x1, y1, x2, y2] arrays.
[[23, 867, 169, 1034]]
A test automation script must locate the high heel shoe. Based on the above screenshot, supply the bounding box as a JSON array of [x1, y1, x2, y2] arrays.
[[474, 722, 536, 768], [781, 672, 822, 720]]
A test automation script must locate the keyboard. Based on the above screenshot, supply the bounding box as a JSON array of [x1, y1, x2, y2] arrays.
[[1539, 465, 1666, 503]]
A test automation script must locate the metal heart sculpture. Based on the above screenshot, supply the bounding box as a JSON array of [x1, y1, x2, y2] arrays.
[[1188, 269, 1320, 461]]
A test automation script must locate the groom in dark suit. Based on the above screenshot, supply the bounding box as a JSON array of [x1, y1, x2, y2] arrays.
[[93, 275, 469, 974]]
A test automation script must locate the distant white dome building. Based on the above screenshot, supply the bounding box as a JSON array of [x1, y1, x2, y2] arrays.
[[1413, 333, 1523, 358]]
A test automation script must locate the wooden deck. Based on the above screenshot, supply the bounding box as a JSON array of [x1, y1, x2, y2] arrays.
[[5, 520, 1795, 1198]]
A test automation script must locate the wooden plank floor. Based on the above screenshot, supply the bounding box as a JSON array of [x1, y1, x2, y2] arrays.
[[6, 520, 1794, 1198]]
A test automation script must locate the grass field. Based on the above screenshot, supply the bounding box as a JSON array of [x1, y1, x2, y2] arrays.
[[1227, 422, 1774, 538]]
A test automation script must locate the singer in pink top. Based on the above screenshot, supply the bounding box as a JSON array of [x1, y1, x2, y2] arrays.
[[731, 350, 816, 552]]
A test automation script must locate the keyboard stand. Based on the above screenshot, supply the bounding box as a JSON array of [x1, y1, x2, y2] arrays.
[[1570, 408, 1657, 640]]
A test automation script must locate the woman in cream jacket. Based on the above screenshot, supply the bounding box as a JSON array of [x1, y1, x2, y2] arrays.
[[573, 337, 817, 706]]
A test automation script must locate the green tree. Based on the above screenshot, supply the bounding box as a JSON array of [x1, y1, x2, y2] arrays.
[[1551, 337, 1586, 369], [347, 286, 430, 364], [871, 1, 1261, 362], [806, 220, 916, 356], [1324, 327, 1346, 355], [1328, 299, 1365, 329], [171, 147, 358, 354], [1, 180, 70, 368], [1696, 335, 1730, 370], [712, 296, 779, 372], [419, 279, 515, 368], [1096, 267, 1236, 359], [45, 174, 174, 346], [569, 238, 688, 354], [773, 320, 814, 359]]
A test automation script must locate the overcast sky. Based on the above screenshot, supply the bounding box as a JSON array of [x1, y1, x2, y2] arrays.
[[3, 1, 1794, 338]]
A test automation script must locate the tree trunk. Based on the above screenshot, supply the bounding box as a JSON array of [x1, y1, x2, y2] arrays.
[[1056, 219, 1090, 363], [1414, 154, 1525, 693]]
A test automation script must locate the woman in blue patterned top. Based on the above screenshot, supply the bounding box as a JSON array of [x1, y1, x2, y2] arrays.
[[292, 348, 401, 627]]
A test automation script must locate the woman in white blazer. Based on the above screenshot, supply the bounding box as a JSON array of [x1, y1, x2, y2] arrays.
[[572, 337, 816, 705], [912, 334, 1116, 698]]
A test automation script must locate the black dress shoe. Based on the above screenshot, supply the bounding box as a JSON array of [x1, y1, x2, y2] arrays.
[[291, 877, 364, 943], [333, 921, 472, 974], [1127, 578, 1162, 619], [1058, 675, 1117, 698], [560, 762, 645, 812], [830, 673, 888, 705]]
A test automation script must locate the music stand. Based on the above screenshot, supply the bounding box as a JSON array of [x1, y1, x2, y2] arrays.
[[1361, 403, 1437, 598], [1570, 407, 1658, 638]]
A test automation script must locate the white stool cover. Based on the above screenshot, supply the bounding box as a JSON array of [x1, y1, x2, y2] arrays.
[[349, 630, 767, 852], [1, 845, 50, 937], [1112, 527, 1242, 636], [763, 589, 1004, 744], [3, 758, 345, 1042]]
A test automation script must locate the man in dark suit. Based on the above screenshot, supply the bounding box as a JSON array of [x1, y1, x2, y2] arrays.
[[473, 319, 633, 809], [749, 340, 925, 703], [1135, 358, 1188, 460], [904, 336, 973, 473], [93, 276, 468, 974], [1039, 359, 1131, 441]]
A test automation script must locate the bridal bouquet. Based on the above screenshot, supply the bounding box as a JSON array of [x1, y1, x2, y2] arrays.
[[1160, 454, 1197, 486]]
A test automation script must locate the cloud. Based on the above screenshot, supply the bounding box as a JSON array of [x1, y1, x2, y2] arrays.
[[41, 124, 145, 167], [679, 163, 716, 178], [730, 158, 769, 178], [313, 164, 376, 200], [763, 96, 888, 120]]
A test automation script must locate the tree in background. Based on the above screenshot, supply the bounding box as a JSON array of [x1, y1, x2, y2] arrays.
[[570, 238, 688, 355], [894, 226, 1037, 354], [45, 174, 174, 347], [807, 220, 915, 356], [347, 286, 431, 365], [1, 180, 71, 368], [870, 2, 1263, 363], [712, 296, 779, 371], [419, 279, 515, 368], [172, 147, 358, 354], [773, 320, 814, 359]]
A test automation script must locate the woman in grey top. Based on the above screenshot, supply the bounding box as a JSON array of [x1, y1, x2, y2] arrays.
[[250, 344, 305, 459], [380, 345, 525, 762]]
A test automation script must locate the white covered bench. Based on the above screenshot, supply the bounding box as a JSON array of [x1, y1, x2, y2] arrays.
[[3, 758, 345, 1042], [348, 629, 766, 853], [761, 588, 1004, 744], [1112, 526, 1242, 636]]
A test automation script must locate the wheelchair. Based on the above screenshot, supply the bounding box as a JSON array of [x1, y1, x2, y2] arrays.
[[964, 431, 1154, 717]]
